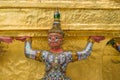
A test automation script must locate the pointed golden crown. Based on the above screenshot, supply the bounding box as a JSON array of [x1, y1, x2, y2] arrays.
[[48, 10, 64, 37]]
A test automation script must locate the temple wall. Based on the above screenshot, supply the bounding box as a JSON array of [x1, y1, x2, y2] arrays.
[[0, 0, 120, 80]]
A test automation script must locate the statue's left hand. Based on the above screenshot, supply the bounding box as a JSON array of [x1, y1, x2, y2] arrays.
[[0, 36, 13, 43], [89, 36, 105, 43]]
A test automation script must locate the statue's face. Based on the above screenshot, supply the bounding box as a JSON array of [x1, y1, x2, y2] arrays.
[[48, 33, 63, 48]]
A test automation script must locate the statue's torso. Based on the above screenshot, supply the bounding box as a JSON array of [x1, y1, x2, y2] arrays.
[[41, 51, 72, 80]]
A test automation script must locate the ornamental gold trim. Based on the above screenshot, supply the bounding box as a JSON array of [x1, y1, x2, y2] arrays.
[[0, 2, 120, 10]]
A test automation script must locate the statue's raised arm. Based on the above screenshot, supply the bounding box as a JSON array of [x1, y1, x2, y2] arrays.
[[16, 37, 46, 62], [72, 36, 105, 62], [24, 37, 41, 61]]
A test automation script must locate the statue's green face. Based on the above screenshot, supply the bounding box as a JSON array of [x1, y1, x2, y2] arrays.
[[48, 33, 63, 48]]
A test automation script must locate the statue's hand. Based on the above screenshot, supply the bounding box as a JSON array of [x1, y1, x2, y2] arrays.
[[0, 36, 13, 43], [15, 36, 30, 42], [89, 36, 105, 43]]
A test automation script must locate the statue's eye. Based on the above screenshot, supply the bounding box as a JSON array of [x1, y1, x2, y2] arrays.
[[55, 36, 59, 41], [48, 37, 51, 41], [56, 36, 59, 39]]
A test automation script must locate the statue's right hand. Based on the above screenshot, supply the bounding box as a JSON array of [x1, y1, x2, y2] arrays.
[[0, 36, 13, 43], [15, 36, 30, 42]]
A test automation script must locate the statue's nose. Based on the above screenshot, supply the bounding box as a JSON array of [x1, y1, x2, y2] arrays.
[[51, 36, 55, 41]]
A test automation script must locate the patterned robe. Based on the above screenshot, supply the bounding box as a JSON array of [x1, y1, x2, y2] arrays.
[[25, 40, 93, 80]]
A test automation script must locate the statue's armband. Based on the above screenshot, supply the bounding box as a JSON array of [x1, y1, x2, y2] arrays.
[[72, 52, 78, 62], [35, 51, 42, 62]]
